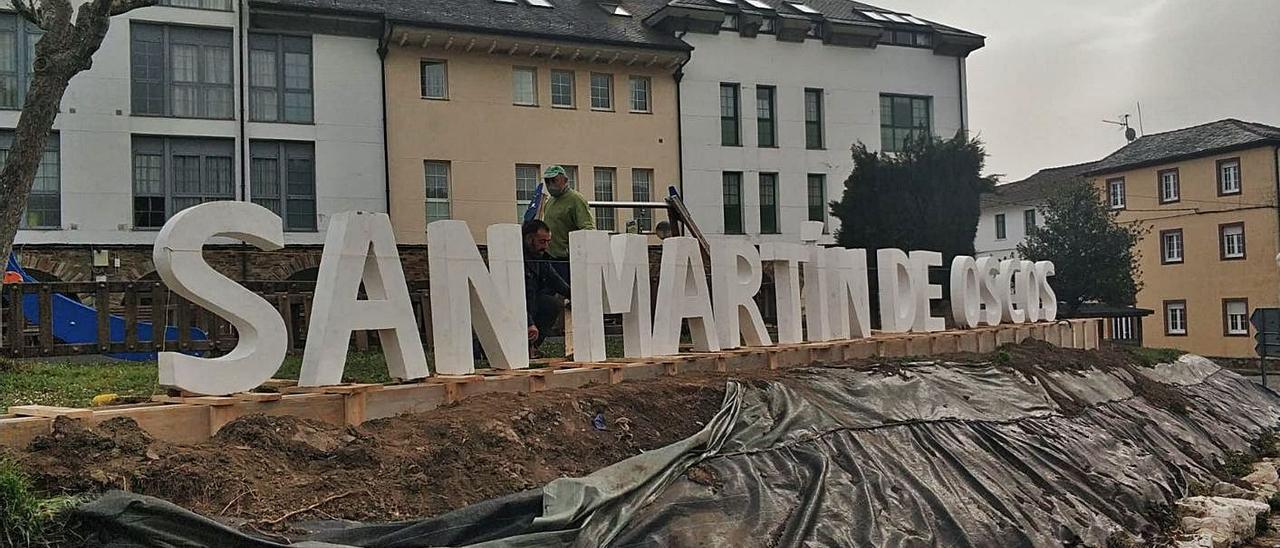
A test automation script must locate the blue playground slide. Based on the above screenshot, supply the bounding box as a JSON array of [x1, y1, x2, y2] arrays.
[[4, 254, 206, 361]]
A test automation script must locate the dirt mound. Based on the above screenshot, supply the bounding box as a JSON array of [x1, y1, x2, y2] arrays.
[[12, 342, 1196, 534], [18, 373, 740, 532]]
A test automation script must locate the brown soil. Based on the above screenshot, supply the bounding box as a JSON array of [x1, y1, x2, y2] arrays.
[[19, 371, 763, 533], [12, 341, 1196, 536]]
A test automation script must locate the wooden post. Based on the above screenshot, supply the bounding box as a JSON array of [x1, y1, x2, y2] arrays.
[[124, 284, 139, 351], [36, 285, 52, 355], [176, 297, 192, 351], [95, 282, 110, 353]]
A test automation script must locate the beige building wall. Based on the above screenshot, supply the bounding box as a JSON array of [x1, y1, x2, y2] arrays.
[[384, 34, 682, 244], [1095, 146, 1280, 357]]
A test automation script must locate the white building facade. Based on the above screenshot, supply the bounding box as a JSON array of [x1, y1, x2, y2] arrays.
[[974, 161, 1099, 259], [9, 0, 384, 277], [646, 0, 982, 244]]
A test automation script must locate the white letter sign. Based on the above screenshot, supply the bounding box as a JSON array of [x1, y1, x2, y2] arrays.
[[570, 231, 653, 362], [153, 202, 287, 395], [299, 212, 429, 386], [428, 221, 529, 375], [653, 237, 719, 355], [711, 239, 772, 349]]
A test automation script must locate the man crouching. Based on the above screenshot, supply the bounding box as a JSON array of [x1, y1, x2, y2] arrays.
[[522, 219, 570, 357]]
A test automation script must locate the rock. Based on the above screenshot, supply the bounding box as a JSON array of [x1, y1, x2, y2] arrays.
[[1242, 462, 1279, 492], [1211, 481, 1254, 499], [1176, 496, 1270, 548], [1172, 532, 1214, 548]]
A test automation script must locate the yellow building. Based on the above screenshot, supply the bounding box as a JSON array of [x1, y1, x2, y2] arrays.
[[381, 4, 689, 243], [1086, 119, 1280, 358]]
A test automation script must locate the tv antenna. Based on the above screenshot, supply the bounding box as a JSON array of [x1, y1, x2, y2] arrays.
[[1103, 114, 1138, 142]]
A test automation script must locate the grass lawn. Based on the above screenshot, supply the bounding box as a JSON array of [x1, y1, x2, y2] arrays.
[[0, 336, 619, 410]]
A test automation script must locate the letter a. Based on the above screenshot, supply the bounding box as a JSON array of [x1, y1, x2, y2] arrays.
[[653, 237, 719, 355], [300, 211, 429, 386]]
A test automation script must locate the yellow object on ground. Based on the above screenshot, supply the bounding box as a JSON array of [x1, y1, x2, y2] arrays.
[[91, 394, 120, 407]]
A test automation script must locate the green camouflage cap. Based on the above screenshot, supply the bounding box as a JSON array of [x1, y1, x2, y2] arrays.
[[543, 165, 567, 179]]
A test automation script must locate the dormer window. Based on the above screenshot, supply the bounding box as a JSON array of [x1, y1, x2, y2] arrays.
[[599, 3, 631, 16]]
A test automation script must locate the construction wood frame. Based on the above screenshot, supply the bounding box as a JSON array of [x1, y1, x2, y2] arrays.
[[0, 319, 1102, 449]]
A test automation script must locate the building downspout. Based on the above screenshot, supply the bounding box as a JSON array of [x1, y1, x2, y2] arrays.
[[378, 22, 392, 215], [237, 0, 250, 275], [237, 0, 249, 203], [956, 56, 967, 135], [674, 32, 690, 196], [1274, 145, 1280, 305]]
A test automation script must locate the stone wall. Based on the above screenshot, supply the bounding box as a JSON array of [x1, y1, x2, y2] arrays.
[[11, 244, 434, 283]]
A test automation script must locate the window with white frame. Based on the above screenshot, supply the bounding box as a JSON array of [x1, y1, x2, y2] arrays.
[[1165, 301, 1187, 335], [1220, 223, 1245, 259], [1107, 178, 1126, 209], [515, 164, 540, 221], [590, 73, 612, 110], [632, 168, 652, 231], [1218, 158, 1241, 195], [420, 60, 447, 99], [1161, 229, 1183, 264], [1158, 169, 1179, 203], [424, 160, 451, 224], [2, 131, 59, 229], [1225, 299, 1248, 336], [594, 167, 616, 231], [629, 76, 650, 113], [994, 213, 1006, 240], [550, 70, 574, 107], [512, 67, 537, 106]]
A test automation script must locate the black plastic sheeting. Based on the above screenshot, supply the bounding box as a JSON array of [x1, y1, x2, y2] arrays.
[[74, 354, 1280, 547]]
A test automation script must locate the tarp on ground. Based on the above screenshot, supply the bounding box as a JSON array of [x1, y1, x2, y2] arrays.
[[73, 354, 1280, 547]]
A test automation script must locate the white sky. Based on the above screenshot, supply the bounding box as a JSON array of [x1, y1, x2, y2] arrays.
[[872, 0, 1280, 182]]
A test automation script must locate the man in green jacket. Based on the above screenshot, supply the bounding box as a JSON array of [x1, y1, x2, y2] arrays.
[[540, 165, 594, 283]]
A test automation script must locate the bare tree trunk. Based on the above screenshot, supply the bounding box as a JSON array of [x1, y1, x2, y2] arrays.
[[0, 0, 154, 263]]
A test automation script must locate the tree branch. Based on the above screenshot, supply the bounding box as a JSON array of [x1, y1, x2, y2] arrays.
[[109, 0, 155, 16], [11, 0, 47, 29]]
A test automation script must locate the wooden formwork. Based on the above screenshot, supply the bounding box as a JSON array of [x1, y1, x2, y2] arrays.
[[0, 320, 1102, 449]]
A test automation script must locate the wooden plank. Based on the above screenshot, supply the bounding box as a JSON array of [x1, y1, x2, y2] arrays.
[[95, 283, 111, 352], [9, 405, 93, 420]]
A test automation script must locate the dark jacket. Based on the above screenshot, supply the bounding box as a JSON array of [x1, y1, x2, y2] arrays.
[[525, 249, 570, 325]]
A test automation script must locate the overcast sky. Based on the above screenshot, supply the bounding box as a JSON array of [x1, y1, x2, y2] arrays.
[[872, 0, 1280, 182]]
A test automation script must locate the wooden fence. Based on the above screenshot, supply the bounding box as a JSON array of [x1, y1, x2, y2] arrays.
[[0, 281, 435, 359]]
